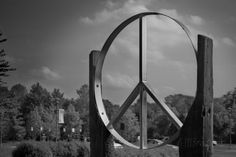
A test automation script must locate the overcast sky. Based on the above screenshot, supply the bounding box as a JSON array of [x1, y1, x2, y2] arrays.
[[0, 0, 235, 104]]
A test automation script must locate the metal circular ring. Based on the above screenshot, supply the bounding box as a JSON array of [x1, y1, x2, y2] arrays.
[[94, 12, 197, 149]]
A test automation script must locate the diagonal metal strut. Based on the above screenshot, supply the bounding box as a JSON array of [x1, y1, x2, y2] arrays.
[[107, 83, 140, 129], [143, 82, 183, 129]]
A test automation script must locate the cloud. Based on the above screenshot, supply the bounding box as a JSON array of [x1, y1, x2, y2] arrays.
[[159, 9, 183, 21], [104, 73, 138, 88], [172, 61, 188, 79], [41, 66, 61, 80], [114, 36, 139, 57], [81, 0, 209, 71], [189, 15, 204, 25], [163, 86, 176, 93], [80, 0, 149, 25], [80, 17, 93, 25], [105, 0, 116, 9], [222, 37, 235, 47], [160, 9, 204, 26], [31, 66, 61, 81]]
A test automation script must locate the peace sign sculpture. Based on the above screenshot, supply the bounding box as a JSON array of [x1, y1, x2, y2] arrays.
[[93, 12, 197, 150]]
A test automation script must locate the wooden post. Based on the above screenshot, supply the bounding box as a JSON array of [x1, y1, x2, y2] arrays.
[[89, 51, 113, 157], [179, 35, 213, 157]]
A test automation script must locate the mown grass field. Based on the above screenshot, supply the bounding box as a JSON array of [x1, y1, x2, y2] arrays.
[[213, 144, 236, 157], [0, 142, 19, 157], [0, 142, 236, 157]]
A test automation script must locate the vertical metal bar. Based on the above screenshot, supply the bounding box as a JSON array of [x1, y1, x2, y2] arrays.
[[139, 17, 147, 149], [139, 17, 147, 82], [140, 86, 147, 149]]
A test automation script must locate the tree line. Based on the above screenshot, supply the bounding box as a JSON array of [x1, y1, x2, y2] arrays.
[[1, 32, 235, 144], [0, 83, 86, 142], [0, 82, 235, 144]]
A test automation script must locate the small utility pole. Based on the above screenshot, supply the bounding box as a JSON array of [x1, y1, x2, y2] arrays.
[[56, 98, 59, 143]]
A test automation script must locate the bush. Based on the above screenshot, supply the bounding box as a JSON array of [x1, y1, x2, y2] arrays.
[[73, 141, 89, 157], [12, 140, 90, 157], [49, 141, 76, 157], [12, 141, 52, 157], [49, 140, 89, 157]]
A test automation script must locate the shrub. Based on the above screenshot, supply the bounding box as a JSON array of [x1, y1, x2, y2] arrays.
[[73, 141, 89, 157], [12, 140, 90, 157], [12, 141, 52, 157], [49, 141, 75, 157], [49, 140, 90, 157]]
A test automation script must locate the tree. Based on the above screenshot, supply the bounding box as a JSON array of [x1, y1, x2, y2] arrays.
[[25, 110, 42, 140], [74, 84, 89, 138], [10, 84, 28, 101], [51, 88, 64, 109], [50, 88, 65, 140], [131, 98, 178, 139], [0, 86, 9, 98], [0, 86, 25, 141], [7, 112, 26, 141], [0, 33, 15, 84], [165, 94, 194, 121], [63, 104, 81, 140], [22, 83, 54, 140], [103, 99, 116, 119], [113, 108, 139, 142], [75, 84, 89, 113], [222, 88, 236, 143], [22, 83, 52, 118], [213, 99, 230, 143]]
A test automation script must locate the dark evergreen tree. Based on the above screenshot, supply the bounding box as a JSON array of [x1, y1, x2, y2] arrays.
[[0, 86, 25, 141], [0, 33, 15, 84]]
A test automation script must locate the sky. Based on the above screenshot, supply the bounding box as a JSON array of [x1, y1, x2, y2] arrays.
[[0, 0, 236, 104]]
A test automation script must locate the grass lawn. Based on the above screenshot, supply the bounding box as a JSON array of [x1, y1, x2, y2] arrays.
[[115, 144, 179, 157], [213, 144, 236, 157], [0, 142, 19, 157]]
